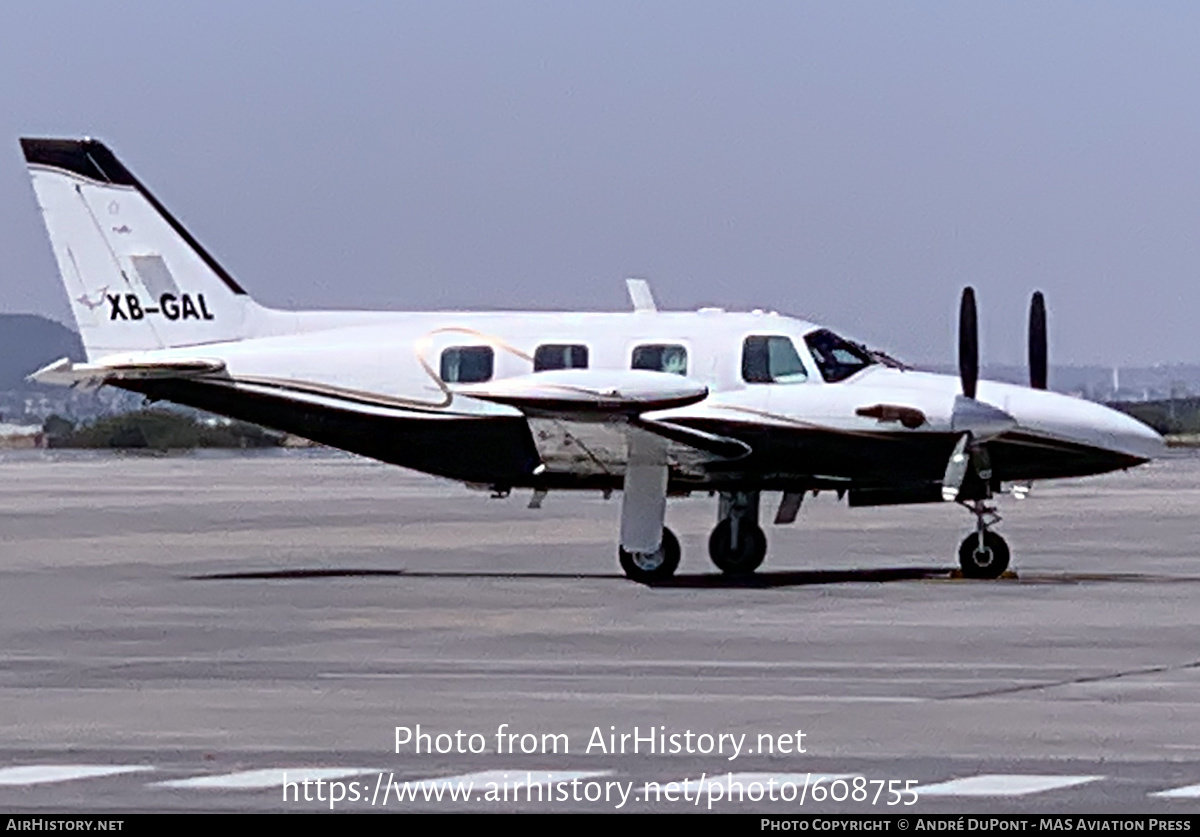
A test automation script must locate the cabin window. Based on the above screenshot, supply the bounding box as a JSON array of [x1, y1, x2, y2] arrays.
[[631, 344, 688, 375], [440, 345, 494, 383], [534, 344, 589, 372], [742, 336, 809, 383], [804, 329, 875, 383]]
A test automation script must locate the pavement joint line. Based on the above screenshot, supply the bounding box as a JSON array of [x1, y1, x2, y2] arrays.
[[472, 691, 931, 703], [307, 659, 1109, 671], [941, 658, 1200, 700], [0, 653, 1150, 673], [313, 672, 1043, 686]]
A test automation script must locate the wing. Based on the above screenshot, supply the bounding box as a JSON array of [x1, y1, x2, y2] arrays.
[[453, 368, 708, 415], [455, 369, 751, 476]]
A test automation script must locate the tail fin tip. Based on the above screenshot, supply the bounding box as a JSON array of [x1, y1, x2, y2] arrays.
[[21, 137, 139, 187], [22, 135, 258, 360]]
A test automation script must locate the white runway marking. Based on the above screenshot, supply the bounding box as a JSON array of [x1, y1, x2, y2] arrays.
[[154, 767, 378, 790], [407, 770, 610, 788], [1151, 782, 1200, 799], [0, 765, 153, 786], [917, 774, 1103, 797], [727, 773, 852, 784], [679, 773, 852, 794]]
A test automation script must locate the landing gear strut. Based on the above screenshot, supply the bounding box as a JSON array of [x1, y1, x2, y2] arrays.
[[957, 499, 1010, 579], [709, 491, 767, 575], [617, 432, 678, 583]]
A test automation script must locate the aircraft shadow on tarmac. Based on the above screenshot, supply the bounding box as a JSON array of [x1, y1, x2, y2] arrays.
[[189, 566, 954, 588], [188, 567, 1200, 588]]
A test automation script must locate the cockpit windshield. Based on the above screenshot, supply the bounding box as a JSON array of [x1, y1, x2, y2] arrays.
[[803, 329, 877, 383]]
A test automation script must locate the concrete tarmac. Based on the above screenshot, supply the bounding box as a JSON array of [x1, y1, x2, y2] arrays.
[[1, 449, 1199, 814]]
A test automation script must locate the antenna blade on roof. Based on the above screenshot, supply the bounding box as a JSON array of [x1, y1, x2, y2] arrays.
[[625, 278, 657, 312]]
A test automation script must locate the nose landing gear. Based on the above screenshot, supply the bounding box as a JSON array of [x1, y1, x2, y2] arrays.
[[957, 500, 1010, 579]]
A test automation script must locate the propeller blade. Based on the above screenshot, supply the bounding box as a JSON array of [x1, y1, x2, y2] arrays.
[[958, 287, 978, 400], [1029, 290, 1047, 390]]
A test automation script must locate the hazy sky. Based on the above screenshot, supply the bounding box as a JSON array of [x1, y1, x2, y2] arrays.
[[2, 2, 1199, 365]]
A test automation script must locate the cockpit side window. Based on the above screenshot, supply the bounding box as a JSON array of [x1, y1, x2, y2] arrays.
[[742, 336, 809, 383], [440, 345, 494, 383], [804, 329, 875, 383], [631, 344, 688, 376], [534, 344, 589, 371]]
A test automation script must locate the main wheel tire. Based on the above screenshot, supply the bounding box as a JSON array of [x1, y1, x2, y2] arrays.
[[708, 518, 768, 575], [958, 530, 1010, 579], [619, 527, 681, 583]]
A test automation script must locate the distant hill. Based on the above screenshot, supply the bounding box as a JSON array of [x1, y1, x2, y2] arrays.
[[0, 314, 85, 389]]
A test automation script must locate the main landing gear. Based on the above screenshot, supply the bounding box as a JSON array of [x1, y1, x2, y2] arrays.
[[616, 433, 679, 583], [957, 499, 1010, 579], [616, 466, 769, 582], [618, 527, 681, 584], [708, 491, 767, 575]]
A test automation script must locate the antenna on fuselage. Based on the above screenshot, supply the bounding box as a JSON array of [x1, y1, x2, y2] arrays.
[[626, 277, 658, 312]]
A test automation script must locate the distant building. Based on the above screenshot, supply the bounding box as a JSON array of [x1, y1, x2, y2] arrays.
[[0, 422, 44, 449]]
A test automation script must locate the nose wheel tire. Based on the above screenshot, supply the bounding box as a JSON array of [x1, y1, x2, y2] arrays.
[[708, 518, 768, 575], [958, 530, 1010, 579], [619, 527, 681, 583]]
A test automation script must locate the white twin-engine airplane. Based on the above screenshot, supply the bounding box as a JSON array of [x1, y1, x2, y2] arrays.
[[20, 138, 1164, 583]]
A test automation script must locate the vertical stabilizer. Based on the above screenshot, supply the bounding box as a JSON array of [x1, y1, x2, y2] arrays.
[[21, 138, 265, 360]]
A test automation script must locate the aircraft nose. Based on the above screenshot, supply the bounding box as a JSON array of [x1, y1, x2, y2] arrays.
[[1114, 407, 1168, 461], [1084, 399, 1165, 462], [1007, 387, 1165, 463]]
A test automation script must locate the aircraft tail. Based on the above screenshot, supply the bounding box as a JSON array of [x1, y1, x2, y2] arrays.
[[21, 138, 265, 361]]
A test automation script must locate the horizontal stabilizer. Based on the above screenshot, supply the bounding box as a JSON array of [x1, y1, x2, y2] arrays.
[[455, 369, 707, 415], [29, 356, 226, 386]]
